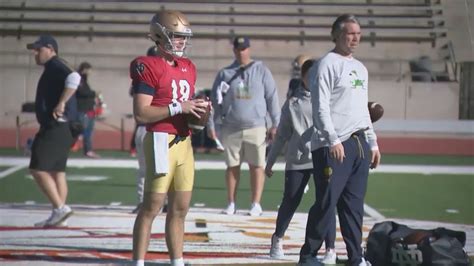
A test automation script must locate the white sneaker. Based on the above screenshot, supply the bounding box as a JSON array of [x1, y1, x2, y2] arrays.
[[320, 248, 337, 264], [248, 203, 262, 216], [34, 218, 68, 227], [222, 202, 236, 215], [269, 234, 284, 259], [359, 258, 371, 266], [57, 220, 68, 227], [38, 205, 73, 227], [34, 216, 51, 227]]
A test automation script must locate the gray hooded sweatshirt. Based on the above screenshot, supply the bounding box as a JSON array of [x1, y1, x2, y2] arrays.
[[208, 60, 280, 130], [266, 84, 314, 170]]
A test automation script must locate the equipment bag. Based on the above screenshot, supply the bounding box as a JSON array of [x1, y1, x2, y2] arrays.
[[365, 221, 471, 266]]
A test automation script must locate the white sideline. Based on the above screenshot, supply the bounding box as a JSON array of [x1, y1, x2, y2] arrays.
[[0, 157, 473, 174]]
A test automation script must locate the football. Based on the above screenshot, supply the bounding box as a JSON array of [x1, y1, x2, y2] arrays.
[[403, 230, 432, 245], [187, 94, 211, 131], [368, 101, 384, 123]]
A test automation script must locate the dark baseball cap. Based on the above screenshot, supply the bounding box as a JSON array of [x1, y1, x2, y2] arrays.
[[233, 36, 250, 49], [26, 34, 58, 53]]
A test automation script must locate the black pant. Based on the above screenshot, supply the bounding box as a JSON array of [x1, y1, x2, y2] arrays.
[[274, 169, 336, 250], [300, 133, 370, 265]]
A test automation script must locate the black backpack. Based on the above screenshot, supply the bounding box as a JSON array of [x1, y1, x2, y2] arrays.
[[365, 221, 471, 266]]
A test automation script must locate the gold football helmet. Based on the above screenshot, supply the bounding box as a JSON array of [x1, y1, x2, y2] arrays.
[[149, 10, 192, 57], [293, 54, 311, 69], [292, 54, 311, 78]]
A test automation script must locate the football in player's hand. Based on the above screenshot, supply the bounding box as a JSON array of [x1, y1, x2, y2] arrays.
[[368, 101, 384, 123], [187, 94, 211, 131]]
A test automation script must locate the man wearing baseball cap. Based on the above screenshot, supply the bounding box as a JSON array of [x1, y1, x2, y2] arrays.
[[233, 36, 250, 49], [27, 34, 59, 53], [27, 34, 81, 227], [208, 35, 280, 217]]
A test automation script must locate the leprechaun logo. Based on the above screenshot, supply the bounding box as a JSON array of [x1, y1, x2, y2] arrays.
[[323, 166, 333, 182], [349, 70, 366, 90]]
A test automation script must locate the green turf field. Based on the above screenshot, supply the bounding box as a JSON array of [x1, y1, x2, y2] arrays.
[[1, 147, 473, 165], [0, 166, 472, 224]]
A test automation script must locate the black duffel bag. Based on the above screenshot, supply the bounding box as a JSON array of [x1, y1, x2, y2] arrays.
[[365, 221, 471, 266]]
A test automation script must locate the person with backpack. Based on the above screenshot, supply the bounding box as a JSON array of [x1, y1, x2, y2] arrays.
[[207, 36, 280, 216]]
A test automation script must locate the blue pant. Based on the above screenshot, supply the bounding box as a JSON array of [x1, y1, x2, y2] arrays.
[[78, 112, 95, 154], [300, 133, 370, 265], [274, 169, 335, 250]]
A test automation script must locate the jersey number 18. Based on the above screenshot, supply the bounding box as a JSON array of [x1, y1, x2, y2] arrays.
[[171, 79, 191, 103]]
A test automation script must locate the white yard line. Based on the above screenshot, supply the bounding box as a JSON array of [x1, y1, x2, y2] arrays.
[[364, 203, 385, 220], [0, 157, 473, 175], [370, 164, 474, 175], [0, 164, 26, 179]]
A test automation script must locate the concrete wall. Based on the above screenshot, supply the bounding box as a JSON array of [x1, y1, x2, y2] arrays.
[[369, 81, 460, 120], [0, 35, 459, 131], [441, 0, 474, 62]]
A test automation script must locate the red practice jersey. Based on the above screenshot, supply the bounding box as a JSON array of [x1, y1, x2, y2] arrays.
[[130, 56, 197, 136]]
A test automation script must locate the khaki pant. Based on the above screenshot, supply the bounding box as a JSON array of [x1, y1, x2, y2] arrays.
[[221, 126, 267, 167]]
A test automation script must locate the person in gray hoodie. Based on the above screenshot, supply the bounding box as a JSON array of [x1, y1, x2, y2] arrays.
[[266, 60, 336, 262], [207, 36, 280, 216]]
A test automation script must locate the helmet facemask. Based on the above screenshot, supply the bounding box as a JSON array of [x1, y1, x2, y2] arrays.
[[161, 31, 192, 58]]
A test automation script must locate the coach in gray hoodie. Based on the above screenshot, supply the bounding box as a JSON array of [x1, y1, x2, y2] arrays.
[[208, 36, 280, 217]]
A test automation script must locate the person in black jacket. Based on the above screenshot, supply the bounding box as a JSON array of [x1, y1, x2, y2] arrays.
[[27, 34, 79, 227], [76, 62, 100, 158]]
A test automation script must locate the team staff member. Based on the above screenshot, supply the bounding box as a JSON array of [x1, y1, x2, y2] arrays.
[[266, 59, 337, 262], [27, 34, 80, 227], [299, 14, 381, 266], [207, 36, 280, 216], [130, 10, 208, 266]]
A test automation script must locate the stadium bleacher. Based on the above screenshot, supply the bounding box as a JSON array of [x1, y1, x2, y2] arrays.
[[0, 0, 446, 46], [0, 0, 469, 153]]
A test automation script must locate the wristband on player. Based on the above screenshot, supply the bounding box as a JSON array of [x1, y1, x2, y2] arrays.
[[168, 102, 182, 117]]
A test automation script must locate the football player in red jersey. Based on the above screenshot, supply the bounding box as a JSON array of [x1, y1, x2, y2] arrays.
[[129, 10, 208, 266]]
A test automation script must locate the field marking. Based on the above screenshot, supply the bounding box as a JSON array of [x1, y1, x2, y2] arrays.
[[25, 174, 109, 182], [1, 204, 473, 265], [0, 157, 473, 175], [370, 164, 474, 175], [1, 157, 471, 220], [0, 205, 379, 264], [0, 165, 25, 179], [364, 204, 385, 219]]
